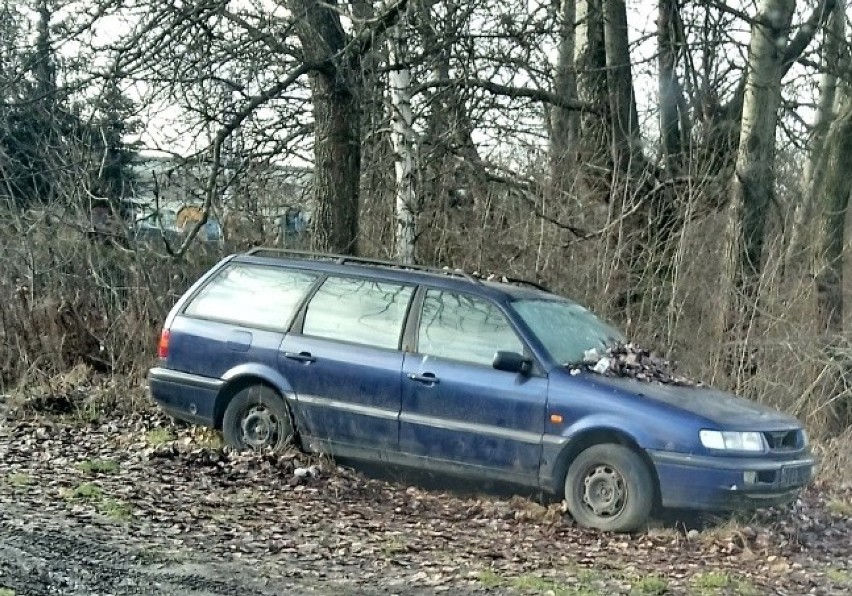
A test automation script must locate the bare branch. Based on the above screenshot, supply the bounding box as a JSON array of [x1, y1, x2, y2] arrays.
[[782, 0, 838, 77], [410, 78, 593, 111]]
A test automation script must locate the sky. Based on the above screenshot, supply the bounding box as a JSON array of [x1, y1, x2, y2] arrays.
[[32, 0, 827, 168]]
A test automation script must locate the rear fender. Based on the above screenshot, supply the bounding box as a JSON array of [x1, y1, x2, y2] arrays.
[[215, 363, 297, 428]]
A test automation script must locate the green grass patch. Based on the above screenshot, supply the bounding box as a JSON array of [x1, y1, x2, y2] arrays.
[[0, 588, 15, 596], [691, 571, 730, 593], [379, 536, 407, 558], [478, 568, 607, 595], [827, 567, 852, 586], [97, 497, 131, 521], [827, 499, 852, 517], [631, 575, 668, 595], [145, 428, 174, 446], [61, 482, 130, 522], [477, 568, 505, 589], [77, 458, 119, 475], [66, 482, 104, 501], [135, 547, 188, 564], [731, 579, 759, 596], [690, 571, 757, 595], [5, 473, 32, 487], [509, 573, 598, 595]]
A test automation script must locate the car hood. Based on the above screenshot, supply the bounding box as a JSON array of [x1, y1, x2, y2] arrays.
[[583, 373, 800, 429]]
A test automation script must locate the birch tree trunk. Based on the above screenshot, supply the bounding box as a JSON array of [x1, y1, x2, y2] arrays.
[[786, 2, 845, 272], [388, 10, 417, 264], [721, 0, 795, 333]]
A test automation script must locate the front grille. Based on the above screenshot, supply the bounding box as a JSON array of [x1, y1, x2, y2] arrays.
[[763, 430, 801, 451]]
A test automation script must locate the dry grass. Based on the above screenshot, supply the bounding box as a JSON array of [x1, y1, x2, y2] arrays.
[[814, 427, 852, 484]]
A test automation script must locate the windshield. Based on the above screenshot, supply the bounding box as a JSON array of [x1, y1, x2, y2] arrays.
[[512, 299, 624, 365]]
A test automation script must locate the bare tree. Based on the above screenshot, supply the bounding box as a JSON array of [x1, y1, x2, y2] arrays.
[[550, 0, 578, 192], [786, 1, 846, 272], [720, 0, 796, 337], [388, 4, 417, 263]]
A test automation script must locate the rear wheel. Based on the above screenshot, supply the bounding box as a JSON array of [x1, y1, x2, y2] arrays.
[[564, 444, 654, 532], [222, 385, 294, 453]]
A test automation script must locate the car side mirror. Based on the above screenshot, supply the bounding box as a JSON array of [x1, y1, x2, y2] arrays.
[[493, 351, 533, 375]]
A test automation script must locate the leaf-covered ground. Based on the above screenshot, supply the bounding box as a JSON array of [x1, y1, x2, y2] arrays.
[[0, 384, 850, 595]]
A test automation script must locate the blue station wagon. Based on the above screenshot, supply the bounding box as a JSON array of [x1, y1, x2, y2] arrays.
[[148, 249, 815, 532]]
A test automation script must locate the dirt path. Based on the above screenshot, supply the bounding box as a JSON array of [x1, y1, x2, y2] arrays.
[[0, 405, 850, 595]]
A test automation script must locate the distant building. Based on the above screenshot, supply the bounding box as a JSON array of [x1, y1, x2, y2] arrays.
[[125, 153, 313, 245]]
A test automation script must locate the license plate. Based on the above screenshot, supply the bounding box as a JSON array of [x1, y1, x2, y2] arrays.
[[779, 465, 811, 487]]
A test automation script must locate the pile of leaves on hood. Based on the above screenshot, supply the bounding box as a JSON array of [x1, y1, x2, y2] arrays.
[[571, 342, 701, 386]]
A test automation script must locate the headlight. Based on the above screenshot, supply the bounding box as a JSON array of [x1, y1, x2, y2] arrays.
[[699, 430, 765, 452]]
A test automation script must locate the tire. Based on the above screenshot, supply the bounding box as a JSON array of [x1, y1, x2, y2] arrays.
[[564, 444, 654, 532], [222, 385, 294, 453]]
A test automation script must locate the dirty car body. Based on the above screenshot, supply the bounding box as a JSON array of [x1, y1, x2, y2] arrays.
[[148, 249, 815, 531]]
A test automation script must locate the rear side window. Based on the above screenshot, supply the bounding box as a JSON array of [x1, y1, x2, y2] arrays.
[[184, 263, 316, 330], [303, 277, 414, 350], [418, 290, 523, 366]]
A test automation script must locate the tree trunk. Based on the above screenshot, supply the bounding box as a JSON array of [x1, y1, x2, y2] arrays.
[[721, 0, 795, 332], [418, 0, 481, 214], [550, 0, 579, 190], [574, 0, 609, 181], [815, 102, 852, 335], [658, 0, 684, 173], [308, 72, 361, 254], [388, 10, 417, 264], [290, 0, 361, 254], [603, 0, 641, 174], [786, 2, 845, 273]]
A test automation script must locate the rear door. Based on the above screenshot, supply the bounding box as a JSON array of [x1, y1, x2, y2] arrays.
[[400, 289, 547, 484], [278, 275, 415, 453]]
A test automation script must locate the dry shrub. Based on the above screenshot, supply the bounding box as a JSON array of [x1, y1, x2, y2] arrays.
[[396, 163, 852, 443], [0, 210, 220, 391], [4, 363, 151, 421], [1, 163, 850, 452], [814, 427, 852, 484]]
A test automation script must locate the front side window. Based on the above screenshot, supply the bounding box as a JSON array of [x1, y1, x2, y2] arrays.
[[512, 298, 624, 365], [417, 290, 523, 366], [303, 277, 414, 350], [184, 263, 317, 330]]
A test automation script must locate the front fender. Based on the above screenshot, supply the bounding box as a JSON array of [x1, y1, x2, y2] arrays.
[[540, 414, 662, 493]]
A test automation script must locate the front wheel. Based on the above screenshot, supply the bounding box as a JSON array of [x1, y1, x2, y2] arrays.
[[222, 385, 294, 453], [564, 444, 654, 532]]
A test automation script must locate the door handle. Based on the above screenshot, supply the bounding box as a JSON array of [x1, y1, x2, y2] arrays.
[[408, 372, 439, 385], [284, 351, 316, 363]]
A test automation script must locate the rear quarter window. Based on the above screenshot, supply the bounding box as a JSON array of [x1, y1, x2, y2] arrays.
[[183, 263, 316, 330]]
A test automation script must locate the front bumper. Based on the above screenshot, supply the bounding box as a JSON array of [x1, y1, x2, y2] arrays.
[[649, 450, 816, 511]]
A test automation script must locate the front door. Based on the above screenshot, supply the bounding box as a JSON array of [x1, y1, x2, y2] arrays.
[[400, 289, 547, 484], [278, 275, 414, 453]]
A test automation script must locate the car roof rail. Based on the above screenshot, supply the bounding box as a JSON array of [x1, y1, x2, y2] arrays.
[[243, 247, 548, 291], [244, 247, 482, 284]]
